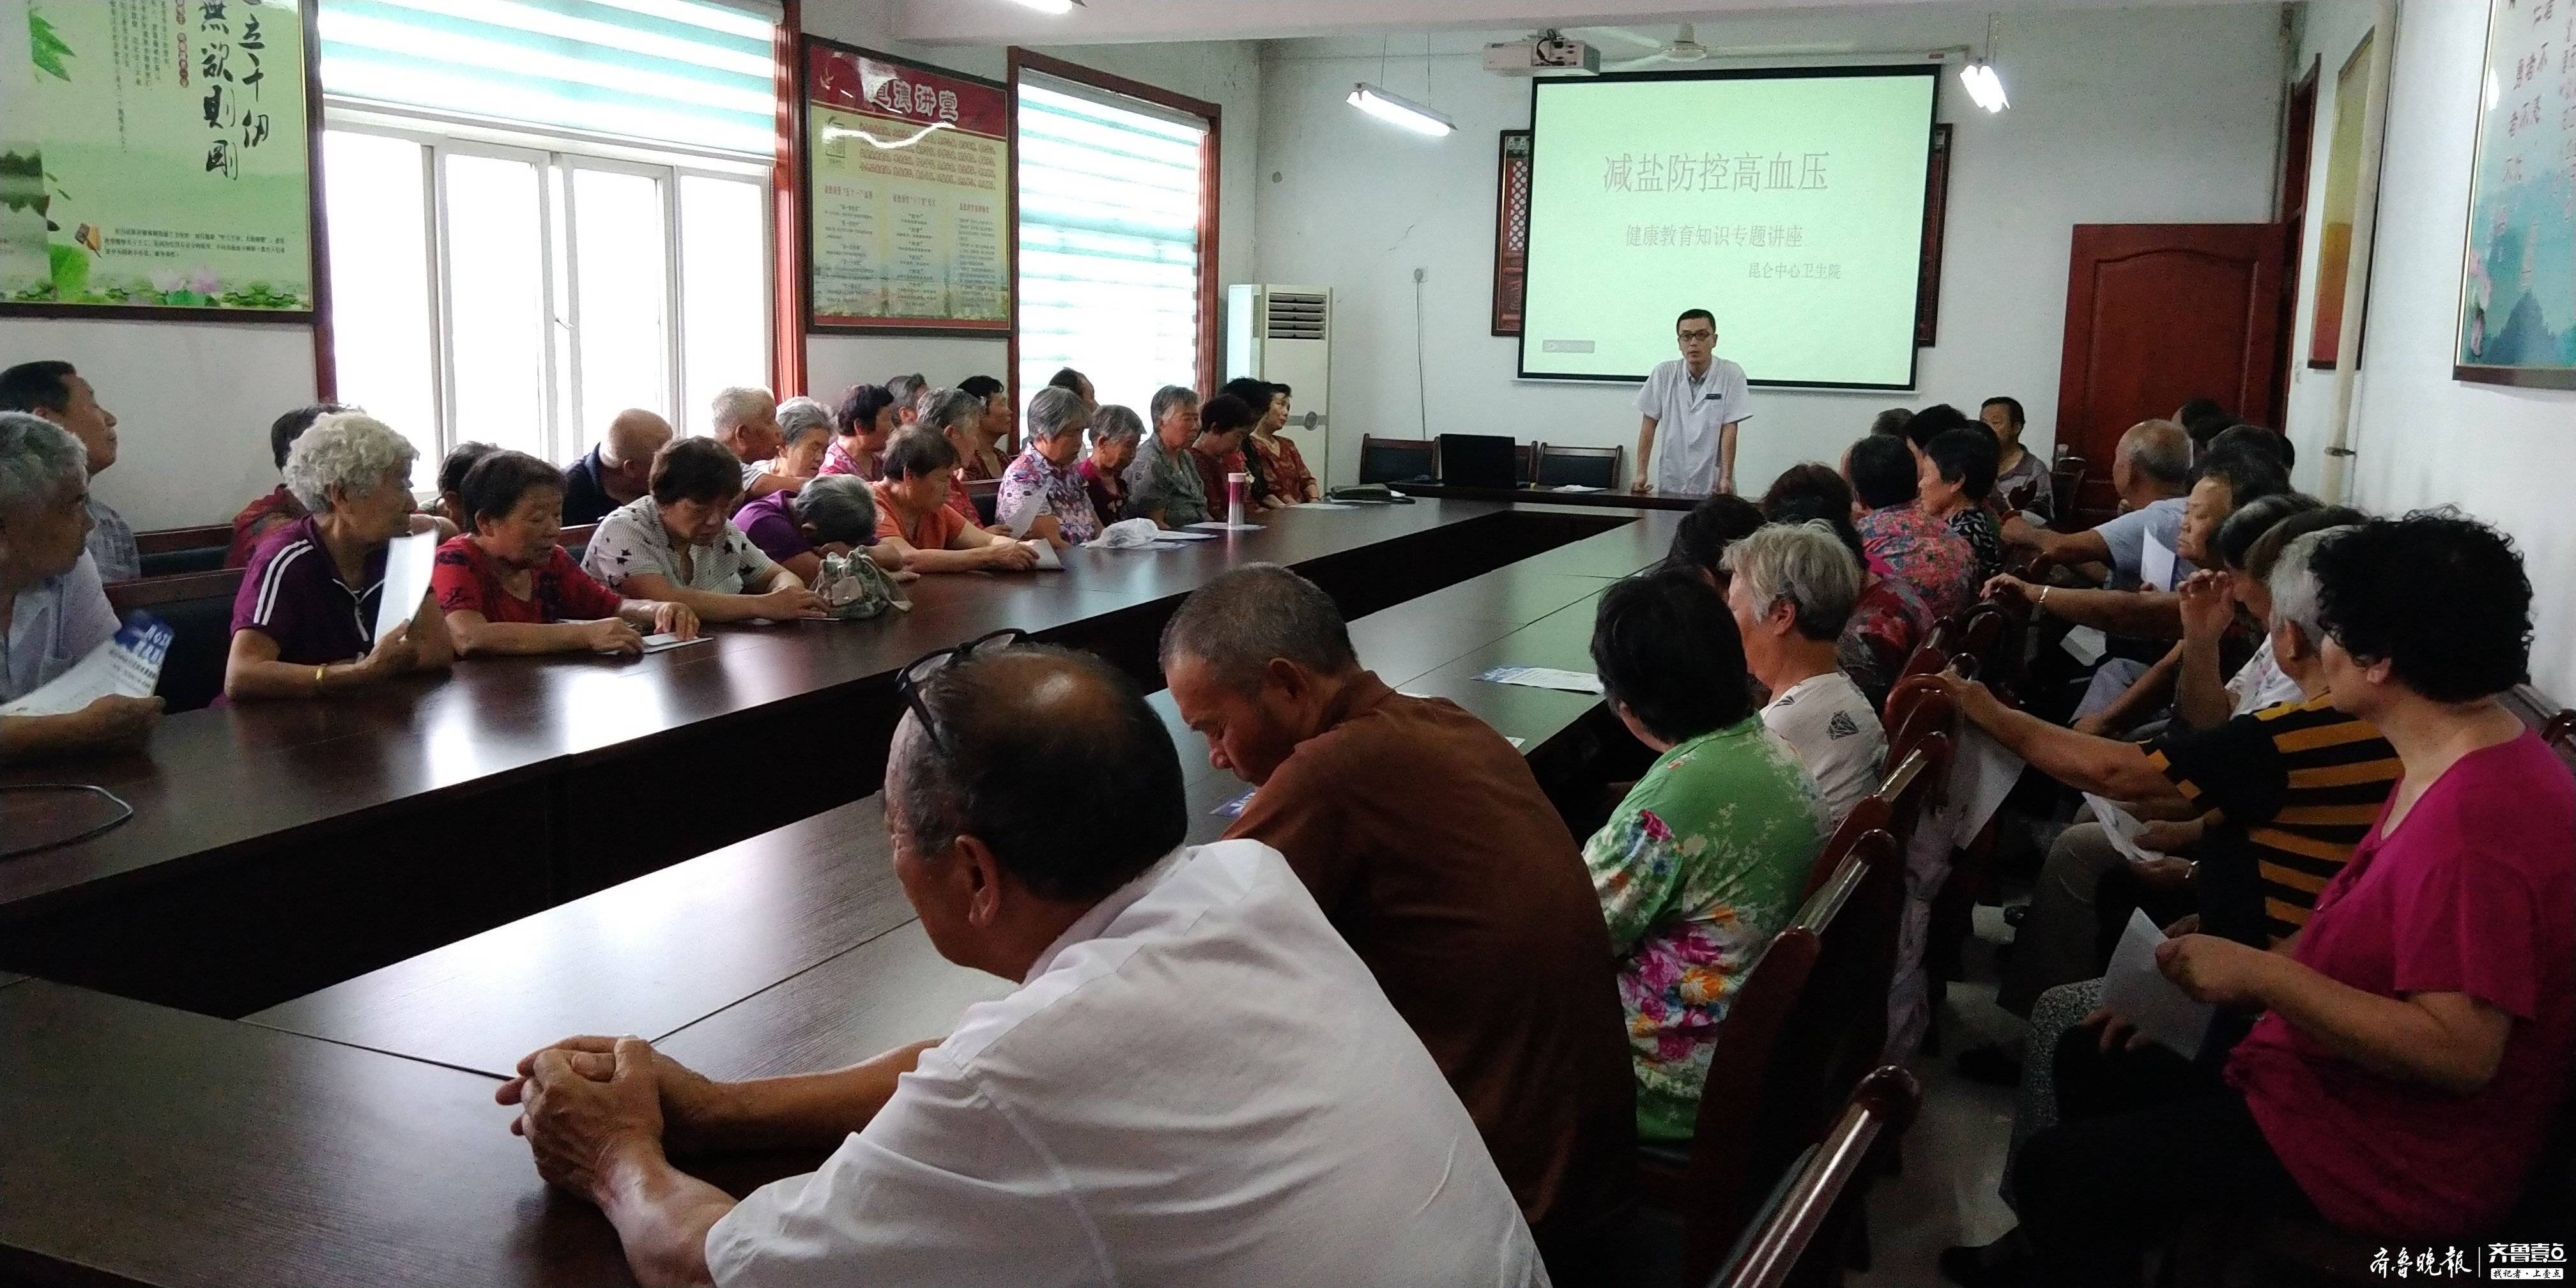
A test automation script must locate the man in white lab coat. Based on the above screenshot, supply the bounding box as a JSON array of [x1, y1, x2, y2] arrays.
[[1630, 309, 1754, 497]]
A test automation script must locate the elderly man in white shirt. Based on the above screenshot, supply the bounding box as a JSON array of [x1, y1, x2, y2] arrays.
[[1631, 307, 1752, 497], [0, 412, 160, 762], [503, 641, 1546, 1288], [711, 386, 797, 503]]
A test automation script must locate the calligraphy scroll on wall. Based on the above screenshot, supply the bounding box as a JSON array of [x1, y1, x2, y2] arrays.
[[2455, 0, 2576, 388], [802, 40, 1010, 334], [1, 0, 315, 316]]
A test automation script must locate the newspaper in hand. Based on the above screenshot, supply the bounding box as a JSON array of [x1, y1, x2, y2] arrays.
[[372, 531, 438, 647], [2097, 908, 2216, 1059], [0, 614, 174, 717]]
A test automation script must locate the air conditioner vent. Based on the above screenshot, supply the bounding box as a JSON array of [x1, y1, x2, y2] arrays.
[[1264, 292, 1328, 341]]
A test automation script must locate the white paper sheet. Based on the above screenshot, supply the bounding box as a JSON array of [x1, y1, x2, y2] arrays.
[[2141, 532, 2178, 592], [2061, 624, 2110, 665], [1185, 521, 1264, 532], [1151, 530, 1218, 542], [0, 615, 172, 717], [2097, 908, 2215, 1059], [1026, 540, 1064, 571], [1942, 724, 2027, 848], [1477, 666, 1604, 694], [1214, 787, 1254, 818], [1551, 484, 1605, 494], [374, 532, 438, 646], [1294, 502, 1358, 510], [2018, 510, 2050, 529], [2083, 793, 2170, 865], [638, 634, 709, 654], [997, 488, 1043, 537]]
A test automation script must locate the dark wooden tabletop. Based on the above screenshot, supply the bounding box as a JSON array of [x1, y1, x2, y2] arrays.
[[247, 541, 1652, 1080], [0, 500, 1683, 1288], [0, 979, 636, 1288], [0, 500, 1541, 916], [246, 799, 914, 1078], [1393, 482, 1705, 511], [2, 504, 1669, 1017]]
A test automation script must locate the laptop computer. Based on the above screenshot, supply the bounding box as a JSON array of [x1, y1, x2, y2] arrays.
[[1437, 433, 1521, 488]]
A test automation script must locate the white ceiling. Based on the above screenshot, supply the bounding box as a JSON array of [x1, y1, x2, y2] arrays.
[[885, 0, 2277, 48]]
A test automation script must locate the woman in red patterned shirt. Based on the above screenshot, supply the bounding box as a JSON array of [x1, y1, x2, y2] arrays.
[[433, 451, 698, 657], [1227, 378, 1319, 507]]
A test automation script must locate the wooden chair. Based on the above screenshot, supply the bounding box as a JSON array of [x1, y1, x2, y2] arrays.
[[1882, 678, 1959, 769], [1537, 443, 1623, 490], [135, 525, 233, 553], [1705, 1067, 1924, 1288], [1956, 600, 2026, 696], [134, 524, 234, 579], [1644, 827, 1905, 1282], [559, 523, 598, 565], [963, 478, 1002, 527], [2050, 454, 2089, 524], [109, 568, 248, 713], [1801, 795, 1894, 903], [1783, 830, 1906, 1147], [1885, 733, 1951, 849], [1358, 435, 1437, 484], [1894, 618, 1963, 691], [1634, 927, 1820, 1262]]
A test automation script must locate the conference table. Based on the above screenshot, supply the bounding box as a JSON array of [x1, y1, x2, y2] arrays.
[[1393, 481, 1704, 511], [0, 497, 1678, 1288]]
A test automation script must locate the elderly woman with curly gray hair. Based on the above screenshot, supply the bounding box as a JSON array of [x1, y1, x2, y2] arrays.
[[225, 411, 454, 702], [0, 411, 161, 760]]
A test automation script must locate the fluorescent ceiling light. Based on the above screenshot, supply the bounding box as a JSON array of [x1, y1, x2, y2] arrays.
[[1006, 0, 1082, 13], [1963, 59, 2009, 113], [1347, 83, 1454, 137]]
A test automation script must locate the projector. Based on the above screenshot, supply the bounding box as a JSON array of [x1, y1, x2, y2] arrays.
[[1483, 36, 1599, 77]]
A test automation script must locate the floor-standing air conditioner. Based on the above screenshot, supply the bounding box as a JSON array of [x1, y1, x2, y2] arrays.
[[1225, 284, 1331, 486]]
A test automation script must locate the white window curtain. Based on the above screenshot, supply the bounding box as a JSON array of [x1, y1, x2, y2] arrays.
[[318, 0, 781, 158], [1015, 73, 1209, 418]]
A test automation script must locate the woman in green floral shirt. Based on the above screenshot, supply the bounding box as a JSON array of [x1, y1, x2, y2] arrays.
[[1584, 567, 1831, 1141]]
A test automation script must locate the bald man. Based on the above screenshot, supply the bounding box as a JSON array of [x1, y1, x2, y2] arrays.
[[1999, 418, 2193, 587], [561, 409, 673, 526]]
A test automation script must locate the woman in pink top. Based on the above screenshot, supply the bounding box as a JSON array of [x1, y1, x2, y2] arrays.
[[1963, 512, 2574, 1288], [822, 384, 896, 482]]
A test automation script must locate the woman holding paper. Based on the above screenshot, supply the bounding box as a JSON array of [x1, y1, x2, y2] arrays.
[[0, 413, 160, 758], [994, 388, 1101, 546], [1974, 514, 2574, 1288], [433, 451, 700, 657], [866, 431, 1040, 576], [224, 414, 454, 702], [581, 438, 829, 625]]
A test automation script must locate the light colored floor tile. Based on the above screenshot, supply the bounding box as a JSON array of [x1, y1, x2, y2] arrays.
[[1850, 914, 2025, 1287]]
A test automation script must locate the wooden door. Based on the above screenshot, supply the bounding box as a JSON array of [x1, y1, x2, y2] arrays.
[[2055, 223, 2288, 525]]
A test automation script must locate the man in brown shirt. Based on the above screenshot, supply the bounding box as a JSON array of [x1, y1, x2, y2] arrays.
[[1162, 564, 1637, 1282]]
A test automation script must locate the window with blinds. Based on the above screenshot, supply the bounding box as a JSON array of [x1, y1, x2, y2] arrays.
[[314, 0, 779, 467], [1015, 73, 1211, 418], [318, 0, 781, 157]]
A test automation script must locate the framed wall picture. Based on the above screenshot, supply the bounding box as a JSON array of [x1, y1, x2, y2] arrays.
[[801, 37, 1012, 335], [2310, 30, 2376, 370], [1492, 130, 1531, 336], [1, 0, 321, 319], [2455, 0, 2576, 387], [1915, 122, 1952, 347]]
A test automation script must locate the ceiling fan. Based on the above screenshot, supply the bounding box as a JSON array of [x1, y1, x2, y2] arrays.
[[1586, 24, 1856, 72]]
